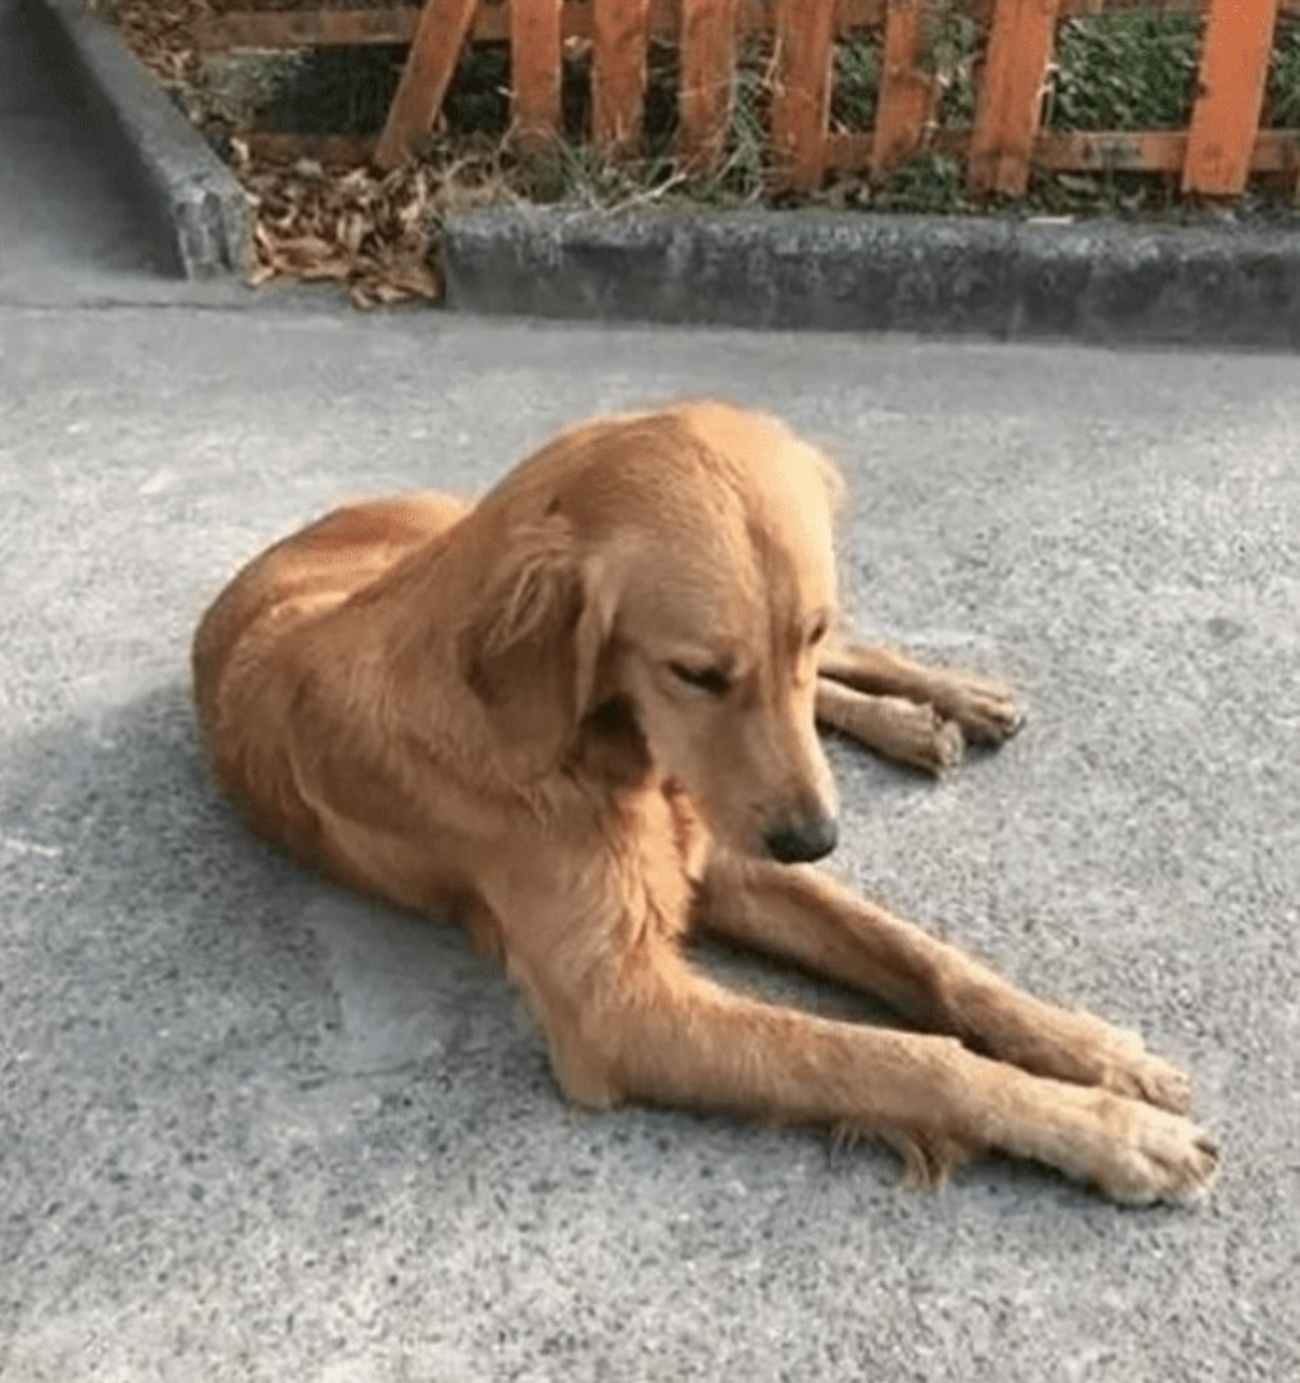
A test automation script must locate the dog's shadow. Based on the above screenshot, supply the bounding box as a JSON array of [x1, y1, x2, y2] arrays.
[[3, 676, 531, 1094], [10, 675, 1036, 1194], [7, 674, 888, 1052]]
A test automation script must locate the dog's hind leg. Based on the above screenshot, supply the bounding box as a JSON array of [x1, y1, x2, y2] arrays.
[[819, 640, 1025, 747], [695, 855, 1194, 1119]]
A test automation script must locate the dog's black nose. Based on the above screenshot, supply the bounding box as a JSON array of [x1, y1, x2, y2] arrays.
[[764, 814, 839, 864]]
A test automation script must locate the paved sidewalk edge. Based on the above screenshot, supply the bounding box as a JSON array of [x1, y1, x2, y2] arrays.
[[445, 207, 1300, 349], [29, 0, 251, 279]]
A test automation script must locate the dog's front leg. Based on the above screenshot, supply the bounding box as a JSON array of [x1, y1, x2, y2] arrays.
[[816, 678, 965, 774], [697, 856, 1195, 1117], [521, 942, 1215, 1205], [818, 640, 1025, 750]]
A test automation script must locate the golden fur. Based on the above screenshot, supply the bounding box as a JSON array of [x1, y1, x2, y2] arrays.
[[193, 399, 1217, 1204]]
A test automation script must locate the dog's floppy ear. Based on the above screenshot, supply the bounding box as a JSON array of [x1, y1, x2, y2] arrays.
[[459, 518, 611, 780]]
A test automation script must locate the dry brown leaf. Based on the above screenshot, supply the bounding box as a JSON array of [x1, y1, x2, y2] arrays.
[[101, 0, 519, 307]]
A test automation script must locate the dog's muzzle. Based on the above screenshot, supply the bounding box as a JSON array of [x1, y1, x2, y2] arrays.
[[763, 813, 839, 865]]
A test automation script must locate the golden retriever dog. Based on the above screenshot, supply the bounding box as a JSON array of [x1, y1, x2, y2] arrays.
[[193, 399, 1218, 1204]]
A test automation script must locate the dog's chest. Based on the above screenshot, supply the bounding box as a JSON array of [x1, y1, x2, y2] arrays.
[[606, 779, 710, 942], [662, 781, 711, 884]]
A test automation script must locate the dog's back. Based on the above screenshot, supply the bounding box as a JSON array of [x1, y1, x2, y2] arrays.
[[192, 493, 469, 867], [194, 494, 464, 694]]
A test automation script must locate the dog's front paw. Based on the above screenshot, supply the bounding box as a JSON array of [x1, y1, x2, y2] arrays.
[[909, 711, 966, 776], [995, 1006, 1196, 1116], [1099, 1041, 1194, 1116], [1087, 1098, 1219, 1207], [1063, 1015, 1195, 1116], [944, 679, 1026, 745]]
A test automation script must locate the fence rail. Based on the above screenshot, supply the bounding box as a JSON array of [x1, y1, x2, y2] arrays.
[[199, 0, 1300, 198]]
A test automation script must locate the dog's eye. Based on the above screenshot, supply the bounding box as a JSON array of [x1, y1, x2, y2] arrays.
[[669, 662, 732, 696]]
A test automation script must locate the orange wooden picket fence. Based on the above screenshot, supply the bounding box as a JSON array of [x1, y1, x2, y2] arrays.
[[199, 0, 1300, 198]]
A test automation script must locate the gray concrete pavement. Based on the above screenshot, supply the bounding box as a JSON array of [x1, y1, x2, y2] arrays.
[[3, 7, 1300, 1376], [4, 305, 1300, 1381], [0, 0, 254, 308], [1, 0, 164, 301]]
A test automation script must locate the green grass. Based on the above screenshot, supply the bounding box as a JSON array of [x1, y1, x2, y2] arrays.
[[830, 34, 879, 131], [1046, 15, 1199, 132], [1268, 20, 1300, 127]]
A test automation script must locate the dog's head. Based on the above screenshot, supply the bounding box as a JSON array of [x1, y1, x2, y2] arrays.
[[460, 400, 843, 864]]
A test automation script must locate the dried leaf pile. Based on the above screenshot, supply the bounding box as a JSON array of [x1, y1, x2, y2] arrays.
[[96, 0, 471, 306], [89, 0, 210, 95], [233, 145, 445, 307]]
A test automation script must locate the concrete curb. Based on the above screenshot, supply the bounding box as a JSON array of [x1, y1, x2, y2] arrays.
[[29, 0, 251, 278], [445, 206, 1300, 348]]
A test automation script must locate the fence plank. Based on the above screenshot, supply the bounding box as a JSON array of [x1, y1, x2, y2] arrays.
[[199, 10, 419, 49], [375, 0, 480, 169], [1036, 129, 1300, 176], [968, 0, 1060, 194], [197, 5, 898, 52], [679, 0, 739, 169], [1182, 0, 1278, 195], [1061, 0, 1298, 17], [251, 126, 1300, 178], [512, 0, 563, 142], [592, 0, 652, 154], [872, 0, 938, 177], [772, 0, 835, 190], [829, 128, 1300, 178], [197, 0, 1300, 53]]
